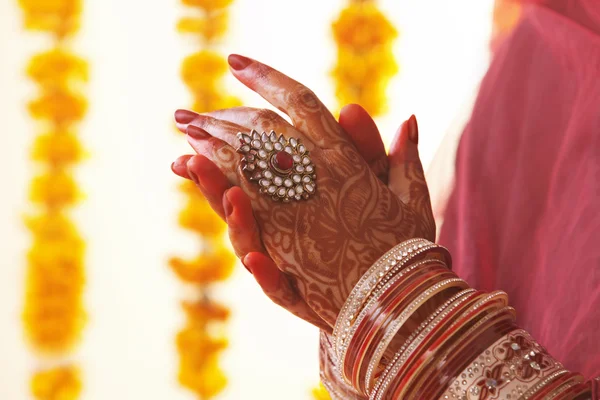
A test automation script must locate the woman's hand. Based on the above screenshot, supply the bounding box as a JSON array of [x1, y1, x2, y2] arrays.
[[172, 55, 434, 328]]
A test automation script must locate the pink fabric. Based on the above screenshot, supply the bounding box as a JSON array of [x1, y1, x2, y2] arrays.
[[440, 1, 600, 379]]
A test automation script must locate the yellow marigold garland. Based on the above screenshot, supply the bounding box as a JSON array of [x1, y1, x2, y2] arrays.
[[17, 0, 88, 398], [331, 0, 399, 117], [171, 1, 240, 398]]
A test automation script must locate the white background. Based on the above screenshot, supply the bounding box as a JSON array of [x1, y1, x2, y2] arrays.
[[0, 0, 493, 398]]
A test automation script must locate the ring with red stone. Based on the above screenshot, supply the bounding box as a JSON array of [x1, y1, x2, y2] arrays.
[[236, 130, 317, 202]]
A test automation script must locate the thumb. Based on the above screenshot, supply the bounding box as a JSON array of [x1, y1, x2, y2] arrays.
[[389, 115, 436, 240], [338, 104, 389, 184]]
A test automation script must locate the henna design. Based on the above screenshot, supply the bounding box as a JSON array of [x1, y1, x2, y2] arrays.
[[188, 60, 436, 327], [404, 157, 436, 242]]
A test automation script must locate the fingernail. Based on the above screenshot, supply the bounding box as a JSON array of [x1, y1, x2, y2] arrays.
[[187, 124, 209, 140], [175, 109, 197, 124], [241, 255, 253, 274], [171, 160, 182, 175], [407, 114, 419, 145], [223, 190, 234, 218], [228, 54, 252, 71]]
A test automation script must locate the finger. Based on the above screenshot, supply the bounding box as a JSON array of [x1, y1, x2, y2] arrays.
[[186, 154, 232, 220], [181, 109, 315, 153], [187, 132, 268, 213], [171, 154, 194, 180], [226, 54, 342, 147], [176, 111, 248, 148], [186, 128, 242, 186], [388, 115, 436, 239], [222, 186, 265, 257], [338, 104, 389, 184], [243, 252, 331, 332], [205, 106, 294, 133]]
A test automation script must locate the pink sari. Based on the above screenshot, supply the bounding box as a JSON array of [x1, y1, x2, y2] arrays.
[[439, 0, 600, 379]]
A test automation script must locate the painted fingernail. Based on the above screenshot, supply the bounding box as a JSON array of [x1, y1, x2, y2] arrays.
[[175, 109, 196, 124], [223, 190, 234, 218], [187, 124, 209, 140], [407, 114, 419, 145], [228, 54, 252, 71], [171, 160, 183, 175]]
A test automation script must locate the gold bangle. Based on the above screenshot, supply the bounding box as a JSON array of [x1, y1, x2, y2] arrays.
[[543, 375, 586, 400]]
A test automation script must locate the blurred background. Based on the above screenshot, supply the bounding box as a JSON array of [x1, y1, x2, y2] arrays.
[[0, 0, 504, 398]]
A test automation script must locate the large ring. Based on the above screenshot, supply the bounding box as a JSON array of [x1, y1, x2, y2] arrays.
[[236, 130, 317, 202]]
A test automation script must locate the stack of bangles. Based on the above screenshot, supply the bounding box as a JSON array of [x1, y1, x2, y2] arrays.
[[321, 238, 598, 400]]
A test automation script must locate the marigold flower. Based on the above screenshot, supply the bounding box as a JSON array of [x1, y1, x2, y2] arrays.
[[169, 245, 236, 284], [332, 4, 397, 49], [178, 354, 228, 398], [25, 212, 81, 243], [335, 80, 389, 117], [177, 12, 229, 40], [27, 236, 84, 275], [178, 196, 226, 236], [181, 50, 228, 91], [182, 299, 230, 323], [28, 88, 87, 124], [333, 48, 398, 85], [181, 0, 234, 11], [32, 131, 84, 165], [30, 365, 82, 400], [23, 297, 86, 352], [27, 48, 88, 87], [23, 259, 86, 352], [18, 0, 81, 36], [177, 325, 228, 398], [30, 171, 80, 208]]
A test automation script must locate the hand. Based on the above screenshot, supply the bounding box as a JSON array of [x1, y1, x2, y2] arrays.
[[172, 55, 434, 328]]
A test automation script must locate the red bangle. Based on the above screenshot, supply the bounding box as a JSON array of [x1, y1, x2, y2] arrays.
[[412, 313, 516, 399], [392, 302, 513, 399], [355, 273, 466, 393], [359, 277, 468, 394], [343, 262, 450, 385], [372, 290, 488, 400], [528, 371, 580, 399], [369, 288, 477, 398], [385, 291, 509, 398]]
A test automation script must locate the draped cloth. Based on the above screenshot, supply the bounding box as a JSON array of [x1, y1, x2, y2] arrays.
[[439, 0, 600, 380], [319, 2, 600, 397]]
